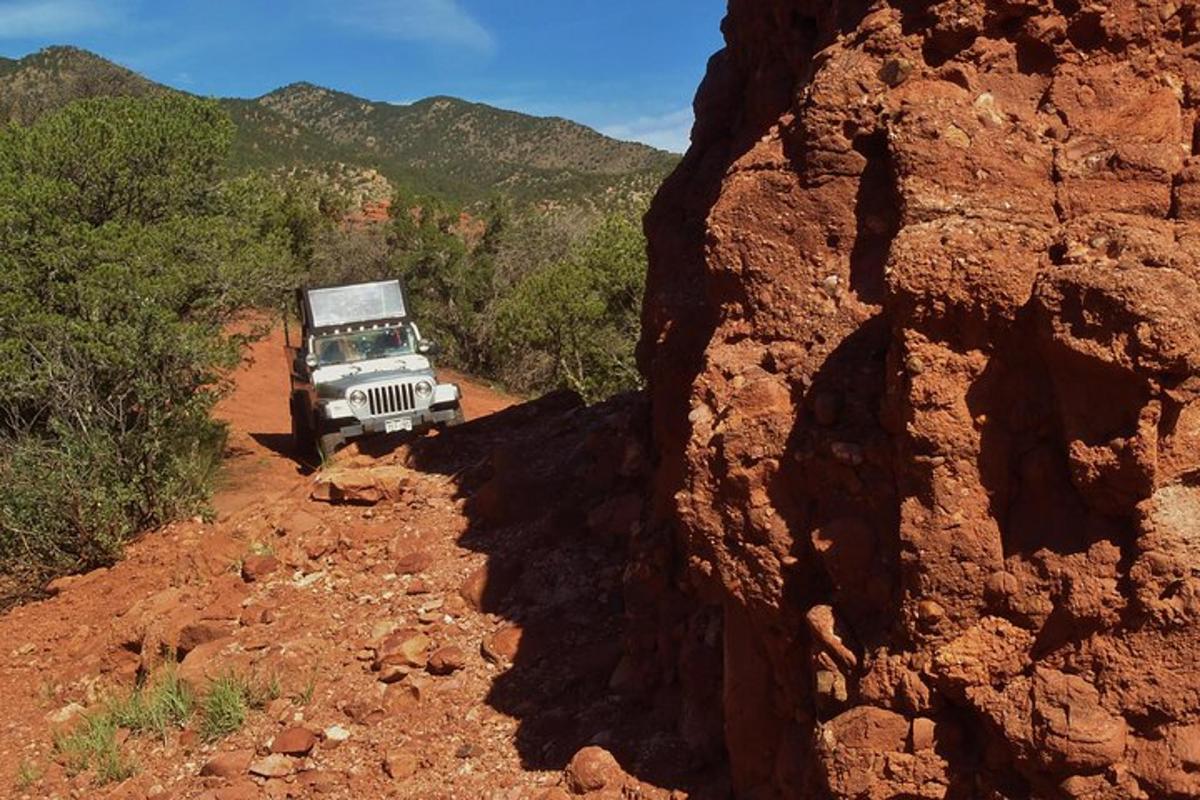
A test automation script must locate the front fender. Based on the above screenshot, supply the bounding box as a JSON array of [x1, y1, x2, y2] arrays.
[[432, 383, 460, 407]]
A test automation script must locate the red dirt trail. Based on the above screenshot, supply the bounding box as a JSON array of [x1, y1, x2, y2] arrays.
[[0, 329, 692, 799]]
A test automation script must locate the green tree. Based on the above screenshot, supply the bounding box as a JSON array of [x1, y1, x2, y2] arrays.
[[0, 95, 300, 598], [386, 193, 499, 375], [496, 212, 647, 400]]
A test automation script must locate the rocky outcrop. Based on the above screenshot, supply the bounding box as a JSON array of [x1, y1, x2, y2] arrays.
[[639, 2, 1200, 797]]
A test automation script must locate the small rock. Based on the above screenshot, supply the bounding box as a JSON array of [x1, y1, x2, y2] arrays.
[[323, 724, 351, 747], [241, 554, 279, 583], [455, 742, 484, 759], [343, 699, 386, 726], [249, 753, 294, 778], [45, 702, 86, 726], [303, 534, 337, 561], [382, 748, 420, 780], [458, 560, 520, 612], [458, 565, 490, 611], [813, 392, 840, 426], [396, 551, 433, 575], [178, 619, 232, 656], [879, 57, 914, 87], [278, 509, 323, 537], [481, 625, 523, 664], [427, 645, 467, 675], [270, 725, 317, 756], [805, 605, 858, 668], [207, 781, 260, 800], [443, 593, 469, 618], [565, 746, 625, 794], [917, 600, 945, 625], [375, 630, 432, 670], [200, 749, 254, 778], [383, 681, 422, 713]]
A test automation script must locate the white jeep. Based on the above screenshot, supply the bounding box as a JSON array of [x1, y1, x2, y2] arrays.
[[286, 279, 463, 459]]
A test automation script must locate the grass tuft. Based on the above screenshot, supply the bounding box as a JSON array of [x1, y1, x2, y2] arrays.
[[248, 539, 275, 557], [53, 713, 135, 784], [52, 666, 279, 784], [199, 671, 279, 742], [108, 668, 195, 740], [292, 670, 318, 706], [15, 760, 41, 791]]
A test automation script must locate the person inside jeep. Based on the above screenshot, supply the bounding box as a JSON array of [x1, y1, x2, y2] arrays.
[[315, 326, 413, 366]]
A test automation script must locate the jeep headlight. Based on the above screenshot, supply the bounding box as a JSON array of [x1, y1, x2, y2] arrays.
[[348, 389, 368, 407], [414, 381, 433, 400]]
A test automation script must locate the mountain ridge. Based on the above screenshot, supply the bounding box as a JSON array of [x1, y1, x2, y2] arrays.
[[0, 46, 678, 207]]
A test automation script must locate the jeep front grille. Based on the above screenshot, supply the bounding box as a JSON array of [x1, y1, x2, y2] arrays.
[[367, 383, 416, 417]]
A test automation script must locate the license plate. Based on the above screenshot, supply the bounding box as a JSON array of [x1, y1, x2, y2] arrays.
[[385, 418, 413, 433]]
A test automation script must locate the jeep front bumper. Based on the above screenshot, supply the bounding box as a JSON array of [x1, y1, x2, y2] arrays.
[[326, 405, 463, 439]]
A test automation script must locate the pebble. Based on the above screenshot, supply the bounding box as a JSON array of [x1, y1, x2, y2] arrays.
[[241, 554, 279, 583], [249, 754, 294, 779], [324, 724, 351, 746], [270, 725, 317, 756], [200, 749, 254, 779], [427, 645, 468, 675], [565, 746, 625, 793], [481, 625, 523, 664], [383, 748, 420, 780]]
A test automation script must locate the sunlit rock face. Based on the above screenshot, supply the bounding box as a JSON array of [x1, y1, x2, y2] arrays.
[[637, 2, 1200, 797]]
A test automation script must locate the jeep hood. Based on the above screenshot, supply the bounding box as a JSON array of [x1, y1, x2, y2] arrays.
[[313, 355, 433, 391]]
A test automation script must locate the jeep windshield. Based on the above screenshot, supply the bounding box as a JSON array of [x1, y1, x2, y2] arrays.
[[314, 327, 414, 366]]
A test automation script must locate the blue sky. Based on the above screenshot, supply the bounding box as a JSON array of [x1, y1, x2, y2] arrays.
[[0, 0, 727, 153]]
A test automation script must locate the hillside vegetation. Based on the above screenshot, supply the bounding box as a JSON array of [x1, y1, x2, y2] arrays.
[[0, 95, 306, 599], [0, 46, 677, 209], [0, 52, 666, 601]]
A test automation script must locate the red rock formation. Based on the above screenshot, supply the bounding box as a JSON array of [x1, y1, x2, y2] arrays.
[[639, 2, 1200, 797]]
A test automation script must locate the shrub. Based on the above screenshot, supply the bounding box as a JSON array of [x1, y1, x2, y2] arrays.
[[0, 95, 300, 599], [495, 213, 647, 401]]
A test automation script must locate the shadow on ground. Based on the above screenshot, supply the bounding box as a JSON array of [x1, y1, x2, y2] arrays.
[[401, 392, 728, 796], [248, 432, 317, 474]]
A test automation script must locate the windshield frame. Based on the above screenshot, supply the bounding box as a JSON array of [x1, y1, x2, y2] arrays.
[[311, 325, 416, 367]]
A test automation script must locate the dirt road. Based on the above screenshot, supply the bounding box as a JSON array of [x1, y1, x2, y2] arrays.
[[212, 327, 517, 519], [0, 330, 695, 799]]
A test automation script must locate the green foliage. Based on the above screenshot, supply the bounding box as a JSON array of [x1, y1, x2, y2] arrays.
[[51, 666, 275, 786], [53, 712, 135, 784], [496, 213, 647, 401], [0, 95, 301, 598], [388, 193, 499, 375], [0, 48, 678, 211], [199, 671, 279, 742], [108, 668, 196, 740], [15, 759, 41, 791]]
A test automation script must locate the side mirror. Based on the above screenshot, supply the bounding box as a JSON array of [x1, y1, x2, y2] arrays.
[[417, 340, 439, 356], [305, 353, 319, 369]]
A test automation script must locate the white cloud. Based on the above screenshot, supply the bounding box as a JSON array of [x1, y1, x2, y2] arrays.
[[0, 0, 115, 38], [330, 0, 495, 54], [601, 107, 693, 154]]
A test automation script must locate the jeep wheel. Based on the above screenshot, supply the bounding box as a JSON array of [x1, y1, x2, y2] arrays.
[[290, 395, 317, 459], [317, 431, 345, 462]]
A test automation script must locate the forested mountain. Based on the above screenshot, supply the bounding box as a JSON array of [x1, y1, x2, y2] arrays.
[[0, 46, 678, 207]]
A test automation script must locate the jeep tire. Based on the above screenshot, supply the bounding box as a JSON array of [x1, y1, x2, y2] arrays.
[[290, 394, 317, 459], [317, 431, 345, 461]]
